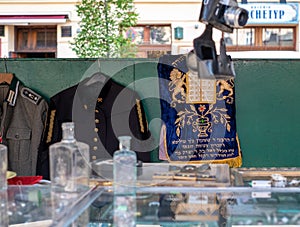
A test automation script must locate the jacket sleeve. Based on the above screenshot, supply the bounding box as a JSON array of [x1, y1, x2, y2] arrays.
[[36, 97, 61, 179], [30, 98, 49, 176], [129, 93, 154, 162], [36, 87, 75, 179]]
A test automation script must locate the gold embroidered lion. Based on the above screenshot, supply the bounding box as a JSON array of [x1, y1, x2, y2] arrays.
[[216, 78, 234, 104], [169, 69, 186, 107]]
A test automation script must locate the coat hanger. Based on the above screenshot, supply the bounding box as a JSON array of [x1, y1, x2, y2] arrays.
[[0, 58, 14, 84], [84, 72, 108, 86], [84, 60, 108, 86]]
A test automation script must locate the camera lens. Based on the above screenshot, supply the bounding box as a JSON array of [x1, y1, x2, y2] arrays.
[[238, 9, 249, 26], [224, 6, 248, 28]]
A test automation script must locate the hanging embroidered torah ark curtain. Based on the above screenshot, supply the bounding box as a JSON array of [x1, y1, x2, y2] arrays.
[[157, 54, 242, 167]]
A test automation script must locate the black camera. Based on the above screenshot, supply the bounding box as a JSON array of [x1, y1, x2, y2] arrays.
[[199, 0, 248, 33]]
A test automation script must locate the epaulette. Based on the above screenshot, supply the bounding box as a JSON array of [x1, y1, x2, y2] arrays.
[[21, 87, 42, 105], [135, 99, 148, 133], [46, 109, 56, 143]]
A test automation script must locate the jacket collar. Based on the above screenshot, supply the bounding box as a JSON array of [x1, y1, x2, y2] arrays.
[[76, 73, 111, 110], [6, 75, 20, 107]]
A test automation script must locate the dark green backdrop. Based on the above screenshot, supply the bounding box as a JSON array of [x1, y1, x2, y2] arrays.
[[1, 58, 299, 167]]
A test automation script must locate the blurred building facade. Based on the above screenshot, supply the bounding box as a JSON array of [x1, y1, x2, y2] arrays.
[[0, 0, 299, 58]]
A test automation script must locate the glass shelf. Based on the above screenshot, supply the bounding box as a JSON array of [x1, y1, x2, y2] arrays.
[[1, 165, 300, 226], [1, 185, 102, 227], [86, 186, 300, 226]]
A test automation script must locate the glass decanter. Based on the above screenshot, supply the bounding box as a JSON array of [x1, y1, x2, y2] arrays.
[[49, 122, 90, 194]]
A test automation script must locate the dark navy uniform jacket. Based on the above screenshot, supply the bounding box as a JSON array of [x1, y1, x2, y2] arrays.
[[37, 73, 153, 179]]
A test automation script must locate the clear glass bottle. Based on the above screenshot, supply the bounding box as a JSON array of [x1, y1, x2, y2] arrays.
[[113, 136, 137, 194], [0, 144, 7, 190], [113, 136, 137, 227], [49, 122, 90, 194], [0, 190, 8, 226]]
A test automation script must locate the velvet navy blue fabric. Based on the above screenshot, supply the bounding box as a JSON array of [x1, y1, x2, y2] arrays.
[[157, 54, 241, 165]]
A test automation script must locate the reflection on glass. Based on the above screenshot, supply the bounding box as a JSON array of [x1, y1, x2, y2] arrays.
[[0, 190, 8, 226], [244, 28, 255, 46], [21, 31, 29, 50], [56, 189, 299, 225], [224, 28, 254, 46], [113, 195, 136, 227], [7, 186, 53, 225], [126, 27, 144, 44], [125, 26, 171, 45], [226, 27, 295, 49], [0, 145, 7, 190], [263, 28, 293, 46], [48, 31, 57, 47], [150, 26, 171, 44], [147, 50, 171, 58], [37, 31, 46, 48], [224, 33, 234, 46], [37, 31, 57, 48]]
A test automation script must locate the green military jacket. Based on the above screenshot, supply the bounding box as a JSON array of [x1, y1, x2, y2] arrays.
[[0, 76, 48, 176]]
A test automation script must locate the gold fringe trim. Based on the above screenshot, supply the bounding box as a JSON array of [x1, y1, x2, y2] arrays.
[[46, 110, 56, 143], [136, 99, 145, 133]]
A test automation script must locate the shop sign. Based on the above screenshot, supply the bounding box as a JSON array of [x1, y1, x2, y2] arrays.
[[241, 3, 298, 24]]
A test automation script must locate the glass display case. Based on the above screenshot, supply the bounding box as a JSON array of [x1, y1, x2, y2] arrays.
[[231, 167, 300, 187], [88, 187, 300, 226], [1, 184, 102, 227], [1, 164, 300, 227], [92, 162, 232, 187]]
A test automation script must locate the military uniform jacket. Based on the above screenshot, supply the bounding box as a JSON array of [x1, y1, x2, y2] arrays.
[[37, 74, 152, 178], [0, 76, 48, 176]]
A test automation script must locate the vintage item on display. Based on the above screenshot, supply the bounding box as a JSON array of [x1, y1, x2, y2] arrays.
[[224, 190, 300, 225], [89, 189, 225, 224], [5, 184, 299, 226], [157, 1, 248, 167], [173, 192, 221, 222], [151, 163, 230, 187], [4, 167, 300, 226], [199, 0, 248, 33], [157, 43, 242, 167], [231, 167, 300, 187], [89, 187, 300, 225], [92, 162, 231, 187], [113, 136, 137, 194], [3, 186, 53, 227], [0, 70, 48, 176], [49, 122, 90, 194], [4, 184, 97, 227], [113, 136, 137, 227], [38, 72, 153, 179]]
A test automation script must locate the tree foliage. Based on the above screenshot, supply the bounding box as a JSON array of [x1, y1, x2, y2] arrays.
[[71, 0, 138, 58]]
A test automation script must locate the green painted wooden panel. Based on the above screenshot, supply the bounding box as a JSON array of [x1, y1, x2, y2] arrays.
[[1, 58, 299, 167], [234, 59, 300, 168]]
